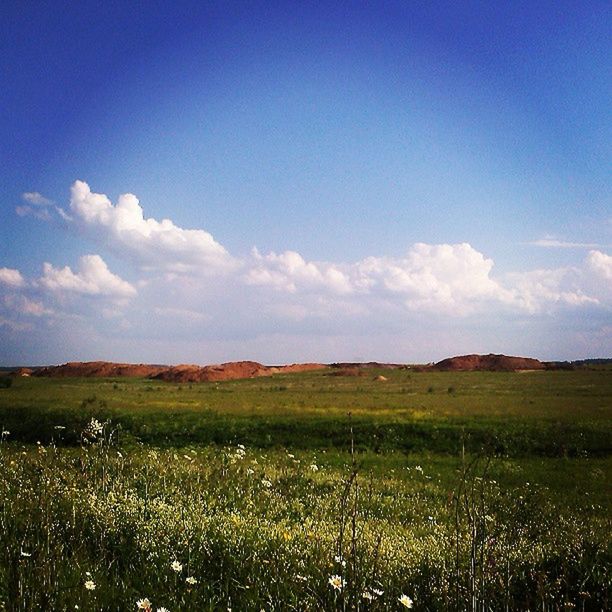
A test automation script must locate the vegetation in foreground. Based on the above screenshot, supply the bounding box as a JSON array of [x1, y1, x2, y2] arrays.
[[0, 370, 610, 610]]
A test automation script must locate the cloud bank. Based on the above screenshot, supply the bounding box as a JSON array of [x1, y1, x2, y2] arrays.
[[2, 180, 610, 363]]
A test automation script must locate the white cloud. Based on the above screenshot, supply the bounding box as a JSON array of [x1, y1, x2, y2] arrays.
[[530, 238, 605, 249], [3, 295, 52, 317], [22, 192, 52, 206], [0, 267, 25, 288], [39, 254, 136, 298], [586, 250, 612, 280], [246, 248, 352, 294], [506, 267, 599, 313], [16, 205, 52, 221], [243, 242, 610, 317], [67, 180, 237, 274], [353, 243, 514, 315]]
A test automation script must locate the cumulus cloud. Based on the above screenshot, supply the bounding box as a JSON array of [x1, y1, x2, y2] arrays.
[[66, 180, 237, 274], [586, 250, 612, 280], [39, 254, 136, 298], [506, 268, 599, 313], [246, 243, 515, 315], [246, 248, 352, 294], [353, 243, 514, 314], [0, 267, 25, 288]]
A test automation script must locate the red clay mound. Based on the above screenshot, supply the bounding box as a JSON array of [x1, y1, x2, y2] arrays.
[[431, 354, 545, 372], [31, 360, 328, 383], [151, 361, 271, 383], [33, 361, 166, 378], [274, 363, 327, 374], [10, 367, 33, 377]]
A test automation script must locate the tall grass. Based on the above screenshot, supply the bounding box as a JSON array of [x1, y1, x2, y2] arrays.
[[0, 425, 609, 610]]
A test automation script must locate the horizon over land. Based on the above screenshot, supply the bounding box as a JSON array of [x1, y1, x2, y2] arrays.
[[1, 2, 610, 366], [1, 4, 610, 609]]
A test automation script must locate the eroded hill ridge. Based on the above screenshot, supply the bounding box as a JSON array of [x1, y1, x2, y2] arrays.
[[22, 353, 565, 382]]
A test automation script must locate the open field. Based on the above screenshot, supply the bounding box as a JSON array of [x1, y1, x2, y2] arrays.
[[0, 369, 610, 610]]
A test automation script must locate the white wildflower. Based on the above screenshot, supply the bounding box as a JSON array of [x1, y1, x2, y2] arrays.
[[399, 594, 414, 608], [170, 560, 182, 572], [186, 576, 198, 585], [84, 580, 96, 590], [137, 598, 152, 610], [328, 574, 345, 591]]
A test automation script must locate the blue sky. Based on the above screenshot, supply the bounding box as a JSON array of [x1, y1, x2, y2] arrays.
[[0, 1, 610, 365]]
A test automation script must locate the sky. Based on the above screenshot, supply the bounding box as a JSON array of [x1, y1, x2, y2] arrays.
[[0, 0, 610, 365]]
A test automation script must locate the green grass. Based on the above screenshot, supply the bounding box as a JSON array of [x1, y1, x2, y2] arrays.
[[1, 370, 610, 456], [0, 369, 610, 609]]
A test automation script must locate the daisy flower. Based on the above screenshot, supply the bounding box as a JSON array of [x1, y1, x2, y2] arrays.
[[399, 594, 414, 608], [328, 575, 345, 591]]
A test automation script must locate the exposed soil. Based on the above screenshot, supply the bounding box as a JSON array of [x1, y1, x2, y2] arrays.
[[33, 362, 167, 378], [32, 360, 328, 383], [430, 354, 546, 372], [29, 354, 555, 381]]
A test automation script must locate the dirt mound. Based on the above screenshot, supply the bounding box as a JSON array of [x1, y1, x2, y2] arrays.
[[273, 363, 327, 374], [431, 354, 545, 372], [151, 361, 271, 383], [30, 360, 328, 383], [330, 362, 404, 369], [10, 367, 33, 377], [33, 361, 167, 378]]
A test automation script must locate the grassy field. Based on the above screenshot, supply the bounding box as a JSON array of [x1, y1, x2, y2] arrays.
[[0, 369, 610, 610]]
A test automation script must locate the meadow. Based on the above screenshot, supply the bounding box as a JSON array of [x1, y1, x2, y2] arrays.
[[0, 368, 610, 610]]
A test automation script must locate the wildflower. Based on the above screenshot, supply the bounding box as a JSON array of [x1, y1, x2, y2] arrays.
[[362, 591, 374, 600], [372, 588, 384, 596], [170, 560, 182, 572], [287, 453, 295, 459], [157, 608, 170, 612], [137, 599, 152, 610], [261, 479, 272, 488], [84, 579, 96, 590], [186, 576, 198, 585], [399, 594, 413, 608], [88, 418, 103, 436], [309, 464, 319, 472], [328, 575, 345, 591], [334, 554, 346, 567], [414, 465, 423, 473], [20, 549, 31, 557]]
